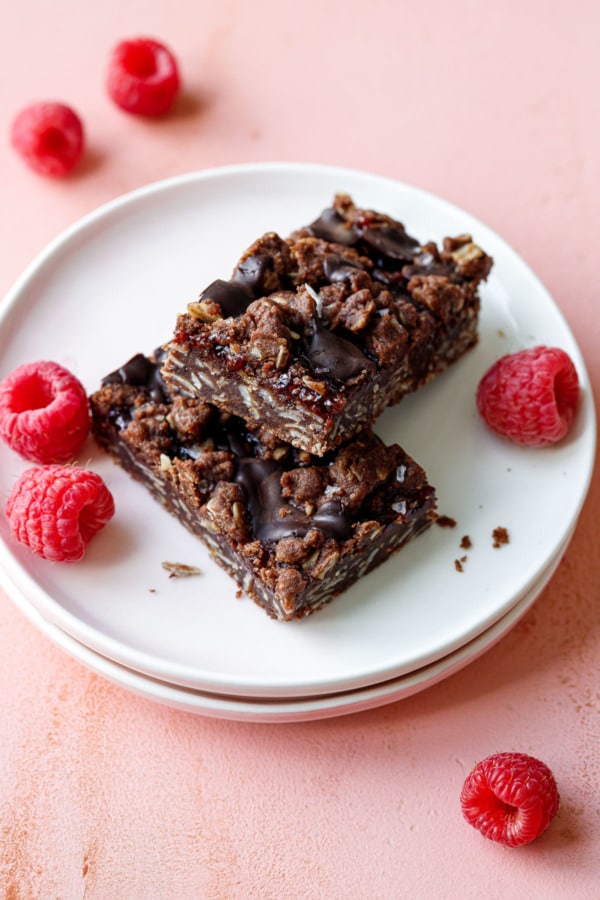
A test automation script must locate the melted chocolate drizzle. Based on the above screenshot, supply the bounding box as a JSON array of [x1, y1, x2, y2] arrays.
[[235, 457, 352, 542], [312, 500, 354, 541], [220, 416, 353, 541]]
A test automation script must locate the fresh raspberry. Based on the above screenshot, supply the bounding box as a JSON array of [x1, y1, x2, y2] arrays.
[[460, 752, 560, 847], [0, 361, 90, 464], [10, 102, 84, 177], [476, 346, 580, 446], [5, 465, 115, 562], [106, 37, 180, 116]]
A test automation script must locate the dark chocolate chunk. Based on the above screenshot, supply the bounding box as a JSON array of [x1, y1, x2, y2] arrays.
[[402, 250, 455, 279], [102, 351, 169, 404], [307, 207, 356, 245], [323, 254, 365, 283], [199, 254, 274, 318], [306, 319, 374, 382], [231, 252, 273, 296], [359, 224, 420, 262], [199, 278, 252, 318]]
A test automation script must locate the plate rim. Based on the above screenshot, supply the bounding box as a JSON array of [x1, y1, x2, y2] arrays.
[[0, 531, 569, 722]]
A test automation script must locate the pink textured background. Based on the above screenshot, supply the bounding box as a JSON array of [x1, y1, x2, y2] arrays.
[[1, 2, 599, 897]]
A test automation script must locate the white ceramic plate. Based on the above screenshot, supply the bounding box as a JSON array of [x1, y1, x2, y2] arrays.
[[0, 531, 571, 722], [0, 164, 595, 699]]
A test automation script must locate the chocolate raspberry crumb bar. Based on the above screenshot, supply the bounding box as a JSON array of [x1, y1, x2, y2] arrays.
[[161, 194, 493, 456], [90, 350, 436, 621]]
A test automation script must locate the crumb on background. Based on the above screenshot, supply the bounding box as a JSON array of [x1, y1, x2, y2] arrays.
[[436, 515, 457, 528], [492, 527, 510, 549], [161, 561, 202, 578]]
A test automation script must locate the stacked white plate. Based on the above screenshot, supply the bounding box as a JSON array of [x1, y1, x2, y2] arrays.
[[0, 164, 595, 722]]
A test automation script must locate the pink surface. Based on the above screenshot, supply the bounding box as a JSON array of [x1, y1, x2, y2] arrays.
[[1, 2, 599, 897]]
